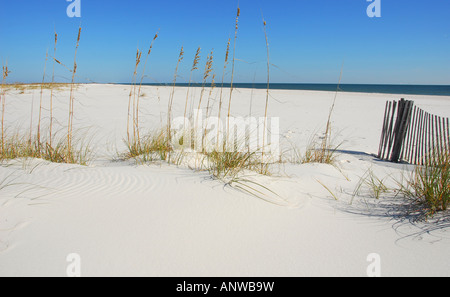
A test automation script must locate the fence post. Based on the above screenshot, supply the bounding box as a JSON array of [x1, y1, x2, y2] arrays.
[[390, 99, 413, 163]]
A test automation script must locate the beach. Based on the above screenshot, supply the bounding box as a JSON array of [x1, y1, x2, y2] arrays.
[[1, 84, 450, 277]]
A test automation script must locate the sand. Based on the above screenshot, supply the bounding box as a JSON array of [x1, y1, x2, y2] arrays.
[[0, 84, 449, 276]]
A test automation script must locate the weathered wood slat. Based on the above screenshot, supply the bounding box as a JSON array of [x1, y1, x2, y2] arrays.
[[401, 100, 413, 161], [435, 115, 441, 158], [415, 109, 423, 165], [382, 101, 393, 160], [440, 116, 446, 154], [423, 112, 429, 163], [385, 101, 398, 160], [407, 106, 418, 163], [447, 118, 450, 153]]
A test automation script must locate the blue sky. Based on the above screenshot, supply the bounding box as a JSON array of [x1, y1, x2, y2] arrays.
[[0, 0, 449, 85]]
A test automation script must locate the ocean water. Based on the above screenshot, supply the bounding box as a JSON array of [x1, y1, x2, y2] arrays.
[[120, 83, 450, 96]]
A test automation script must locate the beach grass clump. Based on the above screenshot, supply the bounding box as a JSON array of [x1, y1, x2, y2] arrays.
[[300, 133, 340, 165], [205, 150, 270, 181], [350, 168, 391, 204], [364, 170, 390, 200], [203, 144, 276, 202], [399, 150, 450, 217], [1, 26, 91, 165], [41, 133, 92, 165], [0, 133, 38, 161], [0, 131, 92, 166], [124, 128, 172, 163]]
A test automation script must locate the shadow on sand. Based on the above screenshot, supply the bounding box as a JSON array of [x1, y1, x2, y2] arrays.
[[334, 191, 450, 244]]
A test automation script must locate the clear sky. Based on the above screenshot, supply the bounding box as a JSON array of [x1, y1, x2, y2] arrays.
[[0, 0, 449, 85]]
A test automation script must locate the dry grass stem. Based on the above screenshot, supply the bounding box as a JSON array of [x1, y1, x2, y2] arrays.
[[226, 6, 240, 142], [184, 47, 201, 120], [67, 26, 82, 159]]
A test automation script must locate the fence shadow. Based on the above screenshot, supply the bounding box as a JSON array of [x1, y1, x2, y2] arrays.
[[334, 192, 450, 244]]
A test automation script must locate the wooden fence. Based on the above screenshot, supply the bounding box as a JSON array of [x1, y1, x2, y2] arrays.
[[378, 98, 450, 165]]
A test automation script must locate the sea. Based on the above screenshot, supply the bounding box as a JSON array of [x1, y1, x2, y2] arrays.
[[120, 83, 450, 96]]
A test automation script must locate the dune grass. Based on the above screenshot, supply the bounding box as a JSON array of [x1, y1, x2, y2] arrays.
[[49, 31, 58, 147], [347, 149, 450, 219], [5, 7, 450, 216], [167, 46, 184, 142], [124, 128, 172, 163], [301, 133, 340, 165], [0, 27, 91, 166], [399, 150, 450, 218], [67, 26, 82, 160], [195, 50, 214, 131], [300, 62, 345, 166], [205, 149, 270, 181], [0, 131, 92, 166], [184, 47, 201, 120], [123, 5, 274, 180], [289, 130, 340, 166], [226, 6, 240, 141], [1, 63, 10, 154], [350, 168, 391, 205]]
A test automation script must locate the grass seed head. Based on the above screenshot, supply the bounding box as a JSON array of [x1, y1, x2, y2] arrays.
[[178, 46, 184, 62], [192, 47, 201, 71], [225, 38, 231, 63]]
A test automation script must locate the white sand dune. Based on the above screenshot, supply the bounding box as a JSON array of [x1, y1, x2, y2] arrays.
[[1, 84, 450, 276]]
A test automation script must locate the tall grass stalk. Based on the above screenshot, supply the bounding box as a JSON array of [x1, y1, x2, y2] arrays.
[[205, 74, 216, 120], [127, 47, 142, 145], [261, 15, 270, 172], [184, 47, 201, 120], [216, 38, 231, 148], [322, 61, 344, 154], [67, 26, 82, 159], [196, 50, 214, 111], [167, 46, 184, 150], [29, 93, 35, 146], [1, 63, 10, 154], [203, 74, 216, 149], [135, 32, 159, 144], [300, 62, 344, 165], [195, 50, 214, 151], [37, 49, 49, 148], [49, 31, 58, 147], [226, 6, 240, 143]]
